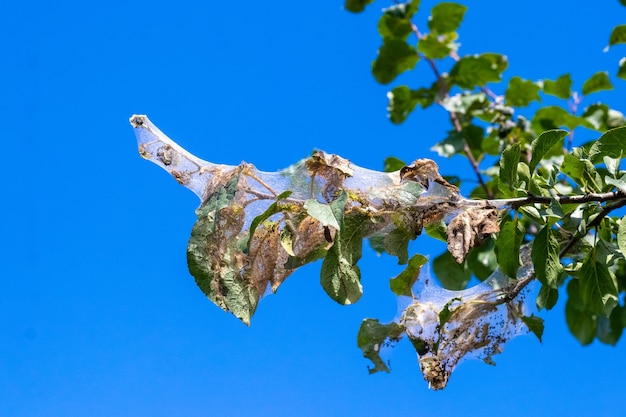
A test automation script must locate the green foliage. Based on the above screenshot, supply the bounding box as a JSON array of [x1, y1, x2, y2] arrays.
[[542, 74, 572, 99], [345, 0, 375, 13], [450, 53, 507, 89], [347, 0, 626, 354], [428, 3, 467, 34], [582, 72, 614, 95], [505, 77, 540, 107], [608, 25, 626, 47], [390, 254, 428, 296]]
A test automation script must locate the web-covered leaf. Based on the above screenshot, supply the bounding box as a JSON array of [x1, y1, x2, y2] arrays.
[[131, 115, 503, 324]]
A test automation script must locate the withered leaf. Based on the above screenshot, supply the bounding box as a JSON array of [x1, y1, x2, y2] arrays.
[[447, 204, 499, 263], [400, 159, 459, 194]]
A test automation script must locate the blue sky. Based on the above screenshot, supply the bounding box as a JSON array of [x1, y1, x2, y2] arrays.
[[2, 1, 626, 416]]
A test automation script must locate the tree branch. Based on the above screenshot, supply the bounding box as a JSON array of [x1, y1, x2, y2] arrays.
[[502, 191, 626, 210], [559, 195, 626, 258]]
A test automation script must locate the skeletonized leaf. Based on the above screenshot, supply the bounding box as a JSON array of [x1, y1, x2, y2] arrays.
[[357, 319, 405, 373]]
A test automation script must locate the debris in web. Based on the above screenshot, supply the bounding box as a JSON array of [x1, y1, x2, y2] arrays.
[[129, 115, 502, 326], [358, 246, 539, 389], [401, 245, 536, 389]]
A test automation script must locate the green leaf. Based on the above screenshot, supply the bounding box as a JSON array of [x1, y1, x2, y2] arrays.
[[340, 212, 367, 264], [390, 254, 428, 296], [596, 305, 624, 345], [531, 106, 593, 133], [304, 199, 341, 230], [498, 143, 521, 195], [383, 156, 407, 172], [357, 319, 405, 374], [320, 193, 364, 305], [417, 33, 452, 59], [428, 2, 467, 34], [582, 103, 611, 131], [505, 76, 541, 107], [579, 251, 619, 316], [384, 228, 413, 264], [536, 284, 559, 311], [609, 24, 626, 47], [566, 280, 597, 345], [582, 71, 613, 96], [521, 315, 545, 343], [187, 171, 272, 325], [441, 92, 488, 114], [345, 0, 375, 13], [247, 191, 292, 252], [531, 227, 562, 288], [561, 153, 602, 191], [529, 129, 568, 172], [320, 245, 363, 304], [439, 297, 462, 329], [450, 54, 508, 89], [494, 215, 524, 278], [542, 74, 572, 99], [387, 85, 435, 124], [372, 39, 419, 84], [425, 220, 448, 242], [378, 8, 412, 40], [618, 216, 626, 256], [588, 125, 626, 163], [433, 251, 471, 290], [618, 58, 626, 80], [605, 175, 626, 193], [466, 240, 497, 280]]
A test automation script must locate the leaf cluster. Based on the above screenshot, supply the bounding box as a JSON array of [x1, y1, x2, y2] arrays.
[[346, 0, 626, 352]]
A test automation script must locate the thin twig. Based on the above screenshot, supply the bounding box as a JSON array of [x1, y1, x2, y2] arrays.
[[501, 191, 626, 210], [411, 22, 493, 198], [559, 196, 626, 258]]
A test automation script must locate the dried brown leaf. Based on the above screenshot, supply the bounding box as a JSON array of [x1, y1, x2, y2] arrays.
[[446, 204, 499, 263]]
